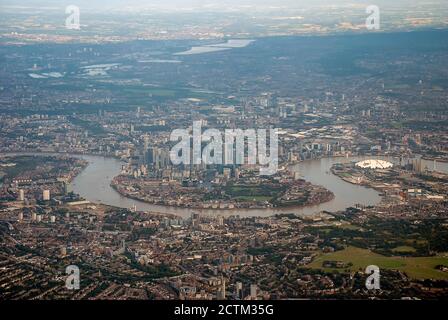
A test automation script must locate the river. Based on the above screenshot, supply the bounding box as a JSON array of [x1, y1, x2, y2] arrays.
[[4, 152, 445, 219], [66, 154, 447, 219]]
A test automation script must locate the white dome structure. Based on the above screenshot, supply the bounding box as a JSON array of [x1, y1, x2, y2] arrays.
[[355, 159, 393, 169]]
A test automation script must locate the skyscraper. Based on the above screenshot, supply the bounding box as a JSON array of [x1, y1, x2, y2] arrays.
[[143, 135, 150, 164], [235, 282, 243, 299], [221, 276, 226, 300], [250, 284, 258, 299], [43, 190, 50, 201], [18, 189, 25, 201]]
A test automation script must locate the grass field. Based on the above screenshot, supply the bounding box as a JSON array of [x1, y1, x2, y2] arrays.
[[225, 184, 283, 203], [306, 246, 448, 280], [337, 222, 363, 231], [391, 246, 417, 253]]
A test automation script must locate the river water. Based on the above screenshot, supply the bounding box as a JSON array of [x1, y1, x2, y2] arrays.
[[65, 154, 447, 219], [4, 152, 445, 218]]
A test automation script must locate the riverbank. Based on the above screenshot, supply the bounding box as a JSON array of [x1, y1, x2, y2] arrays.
[[111, 170, 334, 210], [330, 166, 386, 195], [110, 175, 335, 211], [3, 151, 393, 218], [0, 153, 88, 184]]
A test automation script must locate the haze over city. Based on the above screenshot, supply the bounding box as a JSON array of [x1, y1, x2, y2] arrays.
[[0, 0, 448, 308]]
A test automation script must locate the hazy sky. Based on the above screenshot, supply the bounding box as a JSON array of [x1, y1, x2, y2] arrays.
[[2, 0, 445, 11]]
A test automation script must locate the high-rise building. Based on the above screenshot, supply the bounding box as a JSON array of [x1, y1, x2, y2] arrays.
[[250, 284, 258, 299], [60, 246, 67, 257], [142, 135, 150, 163], [155, 148, 170, 169], [191, 212, 200, 228], [43, 189, 50, 201], [18, 189, 25, 201], [221, 276, 226, 300], [234, 168, 240, 180], [235, 282, 243, 299], [223, 168, 231, 179], [146, 146, 157, 166]]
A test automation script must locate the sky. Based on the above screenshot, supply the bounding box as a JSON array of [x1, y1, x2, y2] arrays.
[[1, 0, 445, 11]]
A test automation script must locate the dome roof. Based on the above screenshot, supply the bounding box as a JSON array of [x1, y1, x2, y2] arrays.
[[355, 159, 393, 169]]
